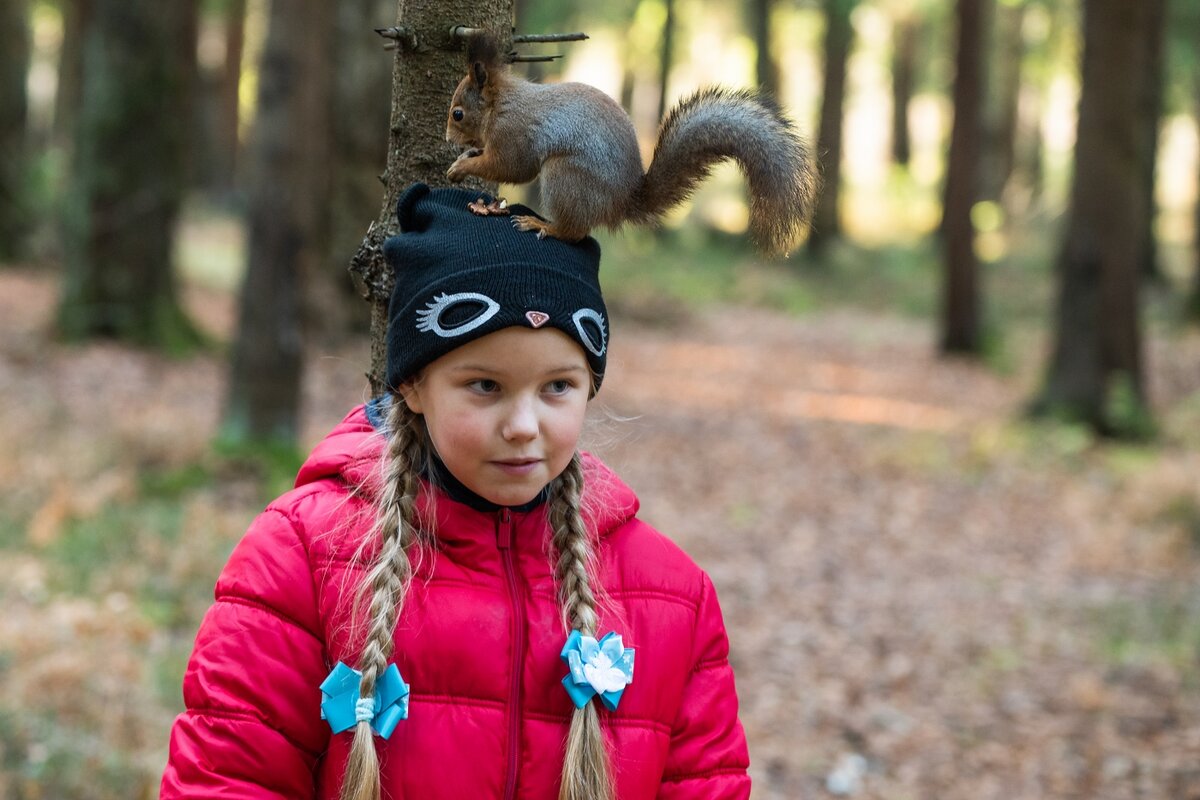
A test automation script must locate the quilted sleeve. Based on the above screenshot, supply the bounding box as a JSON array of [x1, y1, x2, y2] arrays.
[[658, 572, 751, 799], [160, 505, 331, 799]]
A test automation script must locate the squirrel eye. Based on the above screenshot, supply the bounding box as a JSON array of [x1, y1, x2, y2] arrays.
[[452, 108, 465, 122]]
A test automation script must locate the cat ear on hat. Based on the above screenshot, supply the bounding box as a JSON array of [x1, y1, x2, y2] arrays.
[[395, 182, 433, 233], [382, 183, 434, 278]]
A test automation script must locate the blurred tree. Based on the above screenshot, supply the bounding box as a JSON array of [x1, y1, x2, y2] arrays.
[[0, 0, 31, 261], [979, 0, 1024, 206], [889, 10, 917, 167], [657, 0, 676, 123], [1010, 15, 1044, 210], [195, 0, 246, 199], [880, 0, 945, 170], [57, 0, 202, 348], [1136, 0, 1165, 282], [1191, 139, 1200, 322], [1166, 0, 1200, 321], [54, 0, 90, 154], [751, 0, 780, 97], [1191, 72, 1200, 324], [224, 0, 334, 444], [1032, 0, 1160, 437], [326, 0, 394, 338], [939, 0, 986, 354], [807, 0, 857, 255]]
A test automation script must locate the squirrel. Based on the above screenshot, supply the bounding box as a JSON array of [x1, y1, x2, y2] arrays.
[[445, 34, 819, 257]]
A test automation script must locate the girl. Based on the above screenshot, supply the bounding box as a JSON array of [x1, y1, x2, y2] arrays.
[[161, 183, 750, 799]]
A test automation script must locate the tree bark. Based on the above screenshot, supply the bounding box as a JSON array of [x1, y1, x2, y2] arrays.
[[751, 0, 780, 98], [1032, 0, 1157, 436], [980, 0, 1023, 205], [939, 0, 985, 354], [890, 13, 916, 168], [1136, 0, 1165, 281], [350, 0, 515, 396], [57, 0, 201, 348], [224, 0, 334, 443], [327, 0, 395, 338], [1011, 1, 1067, 211], [657, 0, 676, 123], [194, 0, 245, 196], [53, 0, 91, 153], [806, 0, 855, 254], [1189, 76, 1200, 324], [0, 0, 31, 261]]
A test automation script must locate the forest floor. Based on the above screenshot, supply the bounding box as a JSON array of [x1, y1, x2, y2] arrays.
[[2, 264, 1200, 799]]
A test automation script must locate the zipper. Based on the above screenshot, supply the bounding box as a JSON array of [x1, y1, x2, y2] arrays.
[[497, 508, 524, 800]]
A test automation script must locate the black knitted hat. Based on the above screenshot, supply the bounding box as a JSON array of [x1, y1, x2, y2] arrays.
[[382, 183, 608, 391]]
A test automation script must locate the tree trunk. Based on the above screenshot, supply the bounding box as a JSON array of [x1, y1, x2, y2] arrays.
[[657, 0, 676, 123], [890, 13, 916, 168], [57, 0, 201, 348], [0, 0, 31, 261], [221, 0, 246, 183], [939, 0, 985, 354], [194, 0, 245, 197], [1137, 0, 1165, 281], [751, 0, 780, 98], [806, 0, 855, 254], [1188, 76, 1200, 324], [1011, 1, 1066, 211], [980, 0, 1023, 206], [1011, 81, 1045, 213], [1032, 0, 1157, 436], [350, 0, 515, 396], [327, 0, 395, 339], [224, 0, 334, 444], [53, 0, 91, 152]]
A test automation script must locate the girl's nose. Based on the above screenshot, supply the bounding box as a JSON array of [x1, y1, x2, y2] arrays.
[[502, 397, 538, 442]]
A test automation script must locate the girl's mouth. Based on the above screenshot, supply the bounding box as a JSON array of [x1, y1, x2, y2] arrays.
[[492, 458, 541, 476]]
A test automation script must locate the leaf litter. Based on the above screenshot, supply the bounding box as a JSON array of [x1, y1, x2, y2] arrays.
[[1, 270, 1198, 799]]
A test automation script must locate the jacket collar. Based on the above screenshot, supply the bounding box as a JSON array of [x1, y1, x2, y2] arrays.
[[296, 402, 638, 538]]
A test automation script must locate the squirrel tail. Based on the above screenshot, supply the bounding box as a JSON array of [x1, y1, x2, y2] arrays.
[[633, 87, 819, 257]]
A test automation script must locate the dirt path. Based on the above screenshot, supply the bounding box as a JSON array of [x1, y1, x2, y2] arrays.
[[1, 270, 1198, 799]]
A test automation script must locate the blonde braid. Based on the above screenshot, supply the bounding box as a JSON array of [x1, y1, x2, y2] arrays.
[[550, 453, 615, 800], [341, 394, 427, 800]]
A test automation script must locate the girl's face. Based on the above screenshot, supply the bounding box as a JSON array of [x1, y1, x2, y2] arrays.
[[400, 326, 592, 507]]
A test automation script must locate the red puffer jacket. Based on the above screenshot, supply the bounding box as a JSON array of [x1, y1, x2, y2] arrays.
[[161, 405, 750, 798]]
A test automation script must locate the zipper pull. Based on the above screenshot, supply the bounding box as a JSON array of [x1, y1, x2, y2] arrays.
[[497, 508, 513, 549]]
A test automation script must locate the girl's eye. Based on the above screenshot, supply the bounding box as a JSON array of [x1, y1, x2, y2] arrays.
[[545, 379, 574, 395], [468, 379, 499, 394]]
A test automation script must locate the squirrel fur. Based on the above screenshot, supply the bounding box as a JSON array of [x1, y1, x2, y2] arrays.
[[445, 34, 819, 257]]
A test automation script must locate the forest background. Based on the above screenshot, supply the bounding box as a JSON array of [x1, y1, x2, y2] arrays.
[[1, 0, 1200, 797]]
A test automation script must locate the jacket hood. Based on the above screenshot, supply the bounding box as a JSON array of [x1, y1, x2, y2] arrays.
[[293, 404, 640, 537]]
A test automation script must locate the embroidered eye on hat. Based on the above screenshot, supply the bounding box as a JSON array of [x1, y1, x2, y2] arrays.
[[382, 183, 609, 392]]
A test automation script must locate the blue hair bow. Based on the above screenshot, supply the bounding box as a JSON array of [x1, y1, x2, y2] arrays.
[[560, 631, 635, 711], [320, 661, 410, 739]]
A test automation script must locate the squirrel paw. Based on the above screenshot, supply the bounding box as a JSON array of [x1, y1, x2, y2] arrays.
[[446, 148, 484, 183], [468, 196, 510, 216], [512, 215, 550, 238]]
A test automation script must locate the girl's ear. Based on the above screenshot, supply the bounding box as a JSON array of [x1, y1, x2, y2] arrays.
[[398, 382, 423, 414]]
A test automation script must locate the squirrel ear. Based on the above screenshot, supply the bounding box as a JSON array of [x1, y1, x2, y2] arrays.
[[472, 61, 488, 89]]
